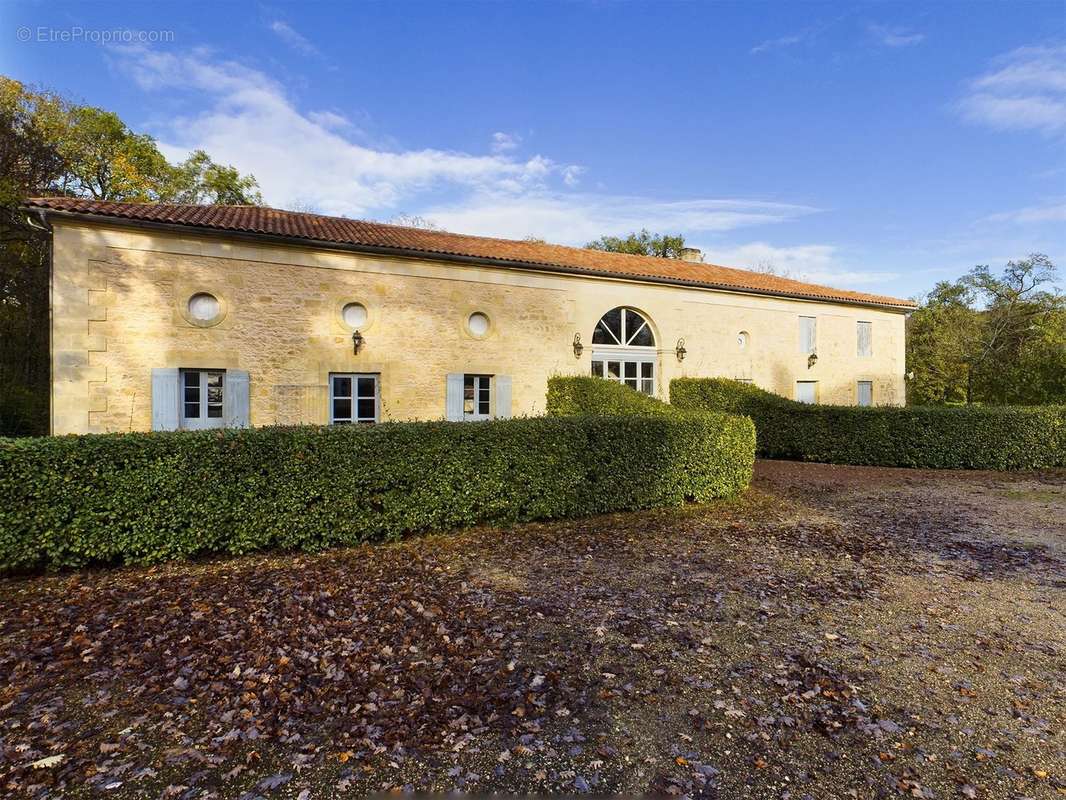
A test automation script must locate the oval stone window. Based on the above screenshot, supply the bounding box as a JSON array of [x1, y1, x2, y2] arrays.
[[187, 292, 220, 322], [342, 302, 368, 329], [467, 312, 490, 337]]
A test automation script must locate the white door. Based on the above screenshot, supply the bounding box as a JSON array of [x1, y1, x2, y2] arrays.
[[463, 374, 492, 420], [181, 369, 226, 430]]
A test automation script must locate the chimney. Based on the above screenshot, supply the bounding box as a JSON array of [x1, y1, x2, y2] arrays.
[[678, 247, 703, 263]]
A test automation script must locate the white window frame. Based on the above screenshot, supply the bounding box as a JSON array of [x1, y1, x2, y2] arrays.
[[795, 380, 818, 404], [799, 316, 817, 355], [463, 374, 493, 420], [857, 321, 873, 358], [590, 307, 658, 396], [180, 369, 225, 430], [592, 307, 655, 348], [857, 380, 873, 407], [591, 349, 656, 395], [330, 373, 380, 424]]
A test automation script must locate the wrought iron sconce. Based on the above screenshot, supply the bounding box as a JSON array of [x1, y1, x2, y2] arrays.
[[675, 338, 687, 362], [352, 330, 365, 355], [807, 351, 818, 369], [573, 333, 584, 359]]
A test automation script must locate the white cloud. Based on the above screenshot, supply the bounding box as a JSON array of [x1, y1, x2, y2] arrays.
[[307, 110, 352, 131], [269, 21, 320, 57], [695, 242, 900, 288], [982, 201, 1066, 225], [113, 46, 820, 244], [561, 165, 585, 187], [490, 132, 521, 153], [114, 47, 575, 216], [421, 194, 818, 245], [958, 44, 1066, 136], [868, 24, 925, 48], [751, 32, 807, 55]]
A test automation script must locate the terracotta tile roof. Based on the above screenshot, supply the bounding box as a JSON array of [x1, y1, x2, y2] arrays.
[[25, 197, 916, 310]]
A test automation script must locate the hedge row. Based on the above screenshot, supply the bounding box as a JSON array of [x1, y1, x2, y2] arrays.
[[547, 375, 756, 489], [0, 409, 754, 571], [546, 374, 686, 416], [671, 377, 1066, 470]]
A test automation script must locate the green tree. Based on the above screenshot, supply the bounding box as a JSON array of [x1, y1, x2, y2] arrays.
[[906, 281, 980, 405], [586, 229, 687, 258], [907, 254, 1065, 406], [0, 75, 263, 435], [963, 254, 1064, 404], [167, 150, 263, 205]]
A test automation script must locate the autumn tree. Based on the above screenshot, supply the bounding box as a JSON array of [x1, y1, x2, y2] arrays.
[[0, 79, 65, 435], [0, 76, 262, 435]]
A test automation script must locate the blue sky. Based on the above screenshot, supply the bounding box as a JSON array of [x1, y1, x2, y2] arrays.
[[3, 1, 1064, 298]]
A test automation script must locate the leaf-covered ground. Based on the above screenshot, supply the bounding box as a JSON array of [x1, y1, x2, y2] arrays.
[[1, 461, 1063, 799]]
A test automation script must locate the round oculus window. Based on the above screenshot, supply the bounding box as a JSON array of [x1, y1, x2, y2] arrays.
[[342, 302, 368, 328], [467, 312, 490, 337], [188, 292, 220, 322]]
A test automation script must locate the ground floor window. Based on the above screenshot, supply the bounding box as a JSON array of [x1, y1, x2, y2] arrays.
[[591, 357, 655, 395], [181, 369, 225, 429], [464, 374, 492, 419], [857, 380, 873, 407], [795, 380, 818, 404], [331, 373, 379, 424]]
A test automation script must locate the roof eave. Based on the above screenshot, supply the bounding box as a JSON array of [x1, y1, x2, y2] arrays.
[[29, 206, 917, 312]]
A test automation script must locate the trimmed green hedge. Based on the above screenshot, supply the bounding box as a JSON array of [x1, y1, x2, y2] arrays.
[[0, 410, 753, 571], [547, 374, 685, 416], [547, 374, 756, 489], [671, 377, 1066, 470]]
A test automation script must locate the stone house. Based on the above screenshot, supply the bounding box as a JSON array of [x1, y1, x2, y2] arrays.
[[24, 198, 915, 435]]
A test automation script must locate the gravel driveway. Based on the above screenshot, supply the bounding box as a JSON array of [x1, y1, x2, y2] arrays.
[[1, 461, 1063, 798]]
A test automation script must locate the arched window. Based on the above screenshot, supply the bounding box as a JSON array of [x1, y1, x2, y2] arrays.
[[592, 307, 655, 347], [590, 307, 657, 395]]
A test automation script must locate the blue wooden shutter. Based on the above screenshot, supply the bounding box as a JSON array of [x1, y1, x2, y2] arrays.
[[857, 321, 872, 357], [799, 317, 817, 354], [151, 368, 180, 431], [445, 373, 464, 421], [224, 369, 250, 428], [494, 375, 512, 419], [857, 381, 873, 407]]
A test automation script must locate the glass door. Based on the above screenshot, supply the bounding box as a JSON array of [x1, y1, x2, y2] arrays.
[[463, 375, 492, 420], [181, 369, 225, 430], [591, 357, 655, 395]]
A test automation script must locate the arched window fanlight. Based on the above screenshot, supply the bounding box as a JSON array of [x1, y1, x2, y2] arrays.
[[592, 307, 655, 347]]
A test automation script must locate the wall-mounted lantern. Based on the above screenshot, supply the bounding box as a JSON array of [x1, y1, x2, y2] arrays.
[[352, 330, 365, 355], [807, 351, 818, 369], [573, 333, 584, 359], [675, 338, 687, 362]]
